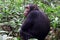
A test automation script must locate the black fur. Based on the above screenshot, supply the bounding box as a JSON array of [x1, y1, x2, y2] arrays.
[[20, 4, 50, 40]]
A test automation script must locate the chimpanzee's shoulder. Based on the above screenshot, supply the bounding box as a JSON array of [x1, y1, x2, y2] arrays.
[[29, 10, 40, 15], [31, 10, 40, 13], [27, 10, 39, 18]]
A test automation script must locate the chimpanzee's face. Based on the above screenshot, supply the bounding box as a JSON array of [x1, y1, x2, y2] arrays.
[[24, 5, 30, 17]]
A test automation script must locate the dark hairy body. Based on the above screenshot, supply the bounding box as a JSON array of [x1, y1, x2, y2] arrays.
[[20, 4, 50, 40]]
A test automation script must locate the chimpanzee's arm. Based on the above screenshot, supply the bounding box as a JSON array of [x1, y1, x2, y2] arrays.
[[21, 10, 38, 32]]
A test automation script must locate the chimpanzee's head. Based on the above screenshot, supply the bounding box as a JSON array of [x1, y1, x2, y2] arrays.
[[24, 4, 39, 17]]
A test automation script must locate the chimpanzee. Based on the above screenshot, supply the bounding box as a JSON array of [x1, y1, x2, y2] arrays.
[[20, 4, 50, 40]]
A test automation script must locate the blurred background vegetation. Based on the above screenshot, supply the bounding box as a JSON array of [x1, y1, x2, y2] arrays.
[[0, 0, 60, 40]]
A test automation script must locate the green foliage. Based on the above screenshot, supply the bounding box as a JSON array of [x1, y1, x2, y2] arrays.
[[0, 0, 60, 40], [37, 2, 60, 29], [0, 0, 60, 33], [0, 0, 24, 32]]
